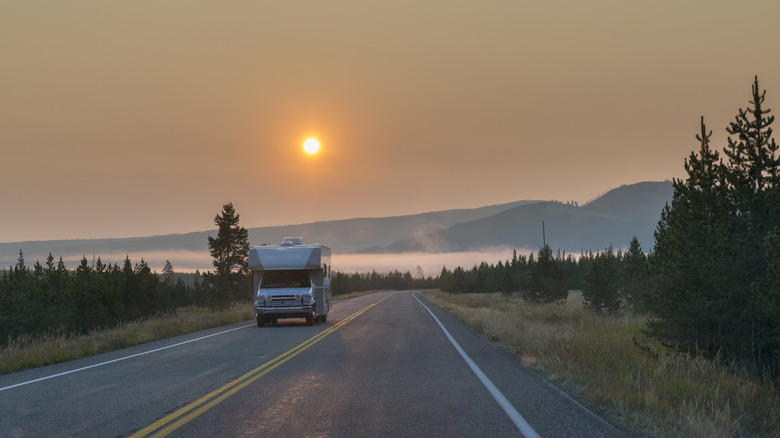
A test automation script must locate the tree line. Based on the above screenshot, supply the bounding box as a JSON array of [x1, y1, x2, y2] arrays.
[[0, 203, 250, 347], [0, 252, 211, 345], [437, 238, 648, 314], [330, 270, 438, 295]]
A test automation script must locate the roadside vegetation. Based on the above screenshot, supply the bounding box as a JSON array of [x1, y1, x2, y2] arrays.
[[0, 303, 252, 375], [422, 290, 778, 437], [0, 290, 385, 375]]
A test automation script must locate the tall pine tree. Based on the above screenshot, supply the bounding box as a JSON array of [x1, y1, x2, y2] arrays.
[[649, 116, 734, 358], [523, 244, 567, 304], [582, 246, 621, 314], [622, 236, 650, 313], [649, 78, 780, 378], [722, 76, 780, 375], [205, 203, 250, 306]]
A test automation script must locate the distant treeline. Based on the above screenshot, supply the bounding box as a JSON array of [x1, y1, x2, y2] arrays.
[[439, 239, 649, 312], [331, 270, 438, 295], [0, 252, 216, 346]]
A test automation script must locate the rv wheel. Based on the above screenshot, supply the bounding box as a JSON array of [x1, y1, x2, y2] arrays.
[[256, 317, 265, 327], [321, 315, 327, 323], [306, 314, 314, 326]]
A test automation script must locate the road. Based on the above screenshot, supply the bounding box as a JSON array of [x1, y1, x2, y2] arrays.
[[0, 291, 628, 437]]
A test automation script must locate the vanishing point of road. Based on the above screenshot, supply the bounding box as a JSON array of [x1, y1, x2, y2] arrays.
[[0, 291, 628, 437]]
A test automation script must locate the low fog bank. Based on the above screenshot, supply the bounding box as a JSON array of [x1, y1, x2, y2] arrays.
[[4, 247, 538, 277], [333, 247, 531, 278]]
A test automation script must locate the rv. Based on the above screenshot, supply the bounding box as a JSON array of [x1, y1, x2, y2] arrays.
[[249, 237, 332, 327]]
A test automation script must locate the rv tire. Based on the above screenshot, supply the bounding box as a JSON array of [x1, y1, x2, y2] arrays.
[[306, 314, 314, 326], [256, 317, 265, 327]]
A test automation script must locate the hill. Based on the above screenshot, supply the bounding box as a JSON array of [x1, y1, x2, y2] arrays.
[[0, 200, 535, 269], [0, 181, 673, 269], [361, 181, 673, 254]]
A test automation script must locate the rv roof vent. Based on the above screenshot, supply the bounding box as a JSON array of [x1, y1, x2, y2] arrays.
[[282, 237, 302, 246]]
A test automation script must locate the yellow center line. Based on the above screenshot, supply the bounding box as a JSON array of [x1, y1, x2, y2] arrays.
[[130, 294, 391, 438]]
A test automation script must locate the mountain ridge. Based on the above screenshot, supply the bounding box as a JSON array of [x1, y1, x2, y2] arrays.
[[0, 181, 673, 269], [360, 181, 673, 254]]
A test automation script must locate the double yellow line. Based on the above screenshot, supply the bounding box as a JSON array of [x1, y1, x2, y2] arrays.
[[130, 295, 390, 438]]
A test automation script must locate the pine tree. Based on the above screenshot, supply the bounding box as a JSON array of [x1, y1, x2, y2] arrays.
[[756, 227, 780, 375], [622, 236, 650, 312], [582, 246, 621, 314], [205, 202, 250, 305], [722, 77, 780, 375], [649, 116, 733, 357], [523, 244, 567, 303], [162, 260, 175, 283], [649, 78, 780, 377]]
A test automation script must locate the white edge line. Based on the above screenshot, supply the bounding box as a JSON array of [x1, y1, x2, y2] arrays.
[[0, 323, 255, 392], [413, 294, 542, 438]]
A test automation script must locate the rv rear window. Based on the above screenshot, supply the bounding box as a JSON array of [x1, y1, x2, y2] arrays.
[[261, 270, 311, 288]]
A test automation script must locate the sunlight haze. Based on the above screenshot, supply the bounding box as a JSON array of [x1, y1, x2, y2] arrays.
[[2, 1, 779, 242]]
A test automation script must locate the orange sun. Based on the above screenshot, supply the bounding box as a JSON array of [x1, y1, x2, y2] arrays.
[[303, 138, 320, 154]]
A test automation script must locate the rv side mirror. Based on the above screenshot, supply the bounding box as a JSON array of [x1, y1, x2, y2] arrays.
[[323, 277, 330, 289]]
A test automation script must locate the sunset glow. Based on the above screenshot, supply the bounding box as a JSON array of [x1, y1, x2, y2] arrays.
[[303, 138, 320, 155], [1, 2, 779, 243]]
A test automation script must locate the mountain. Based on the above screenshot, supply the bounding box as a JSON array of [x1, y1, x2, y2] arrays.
[[0, 181, 673, 269], [0, 200, 535, 269], [360, 181, 673, 254]]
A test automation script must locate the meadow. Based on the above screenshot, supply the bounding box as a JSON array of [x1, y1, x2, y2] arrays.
[[421, 290, 778, 437]]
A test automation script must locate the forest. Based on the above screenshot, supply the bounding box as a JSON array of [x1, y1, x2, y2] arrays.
[[0, 250, 433, 347]]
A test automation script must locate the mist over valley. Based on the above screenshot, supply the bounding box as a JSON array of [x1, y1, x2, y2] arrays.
[[2, 181, 672, 273]]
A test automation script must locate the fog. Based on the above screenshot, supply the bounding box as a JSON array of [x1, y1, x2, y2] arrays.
[[332, 247, 531, 278], [6, 247, 536, 277]]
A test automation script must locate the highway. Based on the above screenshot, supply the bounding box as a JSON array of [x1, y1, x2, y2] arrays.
[[0, 291, 628, 437]]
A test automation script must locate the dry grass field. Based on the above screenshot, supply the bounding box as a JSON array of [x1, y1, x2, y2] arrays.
[[421, 290, 778, 437], [0, 303, 253, 375]]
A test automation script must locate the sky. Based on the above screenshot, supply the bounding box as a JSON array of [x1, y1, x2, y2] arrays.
[[2, 1, 780, 243]]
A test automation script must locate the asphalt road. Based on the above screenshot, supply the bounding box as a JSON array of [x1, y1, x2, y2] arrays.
[[0, 291, 628, 437]]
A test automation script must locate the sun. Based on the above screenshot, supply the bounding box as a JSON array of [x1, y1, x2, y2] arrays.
[[303, 138, 320, 155]]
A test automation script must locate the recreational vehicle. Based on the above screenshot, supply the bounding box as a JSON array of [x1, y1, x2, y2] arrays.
[[249, 237, 332, 327]]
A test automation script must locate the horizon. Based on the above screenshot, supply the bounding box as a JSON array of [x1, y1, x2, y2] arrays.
[[0, 179, 667, 244], [3, 2, 778, 243], [1, 179, 669, 273]]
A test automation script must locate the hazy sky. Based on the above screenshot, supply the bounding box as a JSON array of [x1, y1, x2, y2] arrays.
[[2, 1, 779, 243]]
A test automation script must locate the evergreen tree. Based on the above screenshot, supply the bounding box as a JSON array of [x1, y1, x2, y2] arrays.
[[756, 227, 780, 375], [205, 202, 250, 305], [162, 260, 174, 275], [649, 78, 780, 377], [582, 246, 621, 314], [649, 116, 733, 358], [622, 236, 650, 312], [162, 260, 175, 283], [523, 244, 567, 303], [722, 76, 780, 375]]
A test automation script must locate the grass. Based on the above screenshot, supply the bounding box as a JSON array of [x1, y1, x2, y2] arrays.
[[1, 291, 377, 375], [1, 292, 373, 376], [421, 290, 779, 437], [0, 303, 253, 375]]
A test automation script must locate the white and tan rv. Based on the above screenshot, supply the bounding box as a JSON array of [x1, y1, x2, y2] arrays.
[[249, 237, 332, 327]]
